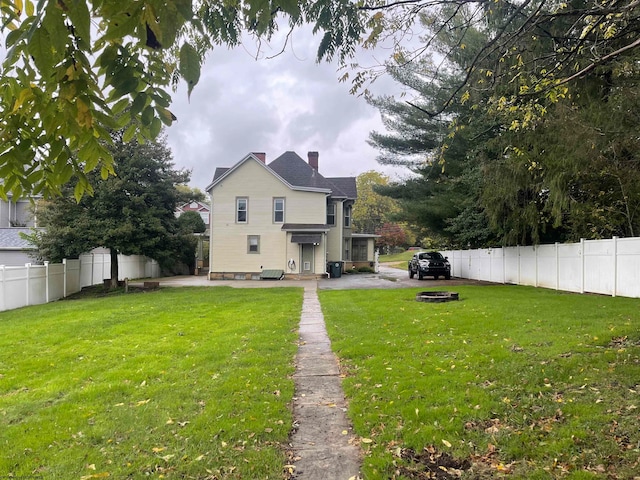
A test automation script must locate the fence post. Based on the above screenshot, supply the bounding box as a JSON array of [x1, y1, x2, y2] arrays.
[[517, 245, 521, 286], [580, 238, 585, 294], [25, 263, 31, 306], [45, 261, 50, 303], [555, 242, 559, 291], [0, 265, 4, 311], [534, 245, 538, 288], [63, 258, 68, 298], [612, 236, 618, 297]]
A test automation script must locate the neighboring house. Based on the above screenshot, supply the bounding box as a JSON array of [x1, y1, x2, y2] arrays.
[[0, 195, 39, 266], [206, 151, 378, 279], [175, 201, 211, 234]]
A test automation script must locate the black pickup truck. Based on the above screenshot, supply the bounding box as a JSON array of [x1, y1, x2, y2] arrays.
[[408, 251, 451, 280]]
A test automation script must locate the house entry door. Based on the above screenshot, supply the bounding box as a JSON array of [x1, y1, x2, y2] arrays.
[[301, 244, 314, 274]]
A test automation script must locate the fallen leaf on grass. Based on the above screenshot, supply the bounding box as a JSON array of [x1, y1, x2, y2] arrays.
[[442, 439, 452, 448], [80, 473, 110, 480], [136, 399, 150, 406], [361, 438, 373, 444]]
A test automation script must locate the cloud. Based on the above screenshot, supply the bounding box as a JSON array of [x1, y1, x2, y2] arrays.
[[165, 27, 408, 191]]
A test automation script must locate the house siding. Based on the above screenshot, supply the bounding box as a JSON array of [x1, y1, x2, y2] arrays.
[[210, 158, 328, 275], [0, 198, 35, 228]]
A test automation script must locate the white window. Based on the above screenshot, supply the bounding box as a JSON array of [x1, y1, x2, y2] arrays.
[[236, 197, 248, 223], [273, 198, 285, 223], [344, 238, 351, 260], [327, 202, 335, 226], [344, 205, 351, 228], [247, 235, 260, 254]]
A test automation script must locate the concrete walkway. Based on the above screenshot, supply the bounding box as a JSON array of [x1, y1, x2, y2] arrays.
[[290, 283, 361, 479]]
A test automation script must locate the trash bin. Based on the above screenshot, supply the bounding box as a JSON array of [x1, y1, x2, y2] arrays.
[[328, 261, 342, 278]]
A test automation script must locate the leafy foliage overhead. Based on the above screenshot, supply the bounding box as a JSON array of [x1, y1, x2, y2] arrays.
[[368, 1, 640, 247], [4, 0, 639, 199], [0, 0, 363, 199]]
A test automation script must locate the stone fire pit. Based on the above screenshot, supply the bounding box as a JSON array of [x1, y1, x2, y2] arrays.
[[415, 291, 459, 303]]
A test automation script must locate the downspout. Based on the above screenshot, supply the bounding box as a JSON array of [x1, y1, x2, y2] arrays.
[[323, 231, 330, 278], [324, 193, 332, 278]]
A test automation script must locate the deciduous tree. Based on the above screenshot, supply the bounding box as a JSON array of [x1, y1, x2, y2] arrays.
[[352, 171, 399, 234], [0, 0, 363, 199]]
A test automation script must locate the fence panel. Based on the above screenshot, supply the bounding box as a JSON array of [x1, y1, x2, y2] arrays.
[[444, 236, 640, 298], [27, 265, 47, 306], [48, 263, 65, 301], [79, 254, 94, 288], [488, 249, 505, 283], [66, 259, 81, 296], [503, 247, 519, 284], [0, 253, 160, 312], [517, 246, 537, 287], [557, 243, 582, 293], [583, 239, 615, 296], [475, 249, 492, 281], [458, 250, 472, 279], [616, 238, 640, 298], [536, 244, 558, 290], [2, 267, 29, 310], [2, 266, 28, 311]]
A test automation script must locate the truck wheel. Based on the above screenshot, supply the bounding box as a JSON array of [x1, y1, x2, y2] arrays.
[[418, 272, 424, 280], [409, 269, 414, 279]]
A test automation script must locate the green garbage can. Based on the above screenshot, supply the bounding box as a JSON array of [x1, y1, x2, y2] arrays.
[[329, 261, 342, 278]]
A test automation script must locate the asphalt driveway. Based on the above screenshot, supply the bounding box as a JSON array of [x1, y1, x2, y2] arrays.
[[131, 264, 489, 290]]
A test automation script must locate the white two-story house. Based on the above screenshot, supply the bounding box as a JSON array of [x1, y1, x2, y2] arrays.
[[206, 151, 377, 279]]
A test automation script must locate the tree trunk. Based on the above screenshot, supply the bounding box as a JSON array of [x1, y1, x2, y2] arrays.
[[109, 248, 119, 289]]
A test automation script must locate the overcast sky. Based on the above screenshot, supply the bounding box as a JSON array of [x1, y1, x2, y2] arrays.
[[164, 26, 410, 192]]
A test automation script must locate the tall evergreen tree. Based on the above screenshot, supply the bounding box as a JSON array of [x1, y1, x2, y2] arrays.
[[27, 131, 194, 287]]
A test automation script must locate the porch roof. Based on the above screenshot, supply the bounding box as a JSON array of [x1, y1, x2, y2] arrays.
[[291, 234, 323, 244]]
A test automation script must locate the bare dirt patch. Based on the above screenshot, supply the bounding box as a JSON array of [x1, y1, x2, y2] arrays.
[[394, 446, 472, 479]]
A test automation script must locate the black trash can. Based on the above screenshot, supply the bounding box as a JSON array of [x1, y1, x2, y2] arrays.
[[328, 261, 342, 278]]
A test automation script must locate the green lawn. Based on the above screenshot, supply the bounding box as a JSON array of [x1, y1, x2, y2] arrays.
[[0, 287, 302, 479], [3, 284, 639, 479], [379, 251, 414, 271], [320, 286, 640, 479]]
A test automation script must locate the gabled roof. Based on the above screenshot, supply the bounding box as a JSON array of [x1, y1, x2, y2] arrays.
[[207, 151, 357, 199], [177, 201, 210, 213], [206, 153, 279, 192], [0, 228, 36, 249], [268, 151, 337, 192], [326, 177, 357, 199], [212, 167, 229, 183]]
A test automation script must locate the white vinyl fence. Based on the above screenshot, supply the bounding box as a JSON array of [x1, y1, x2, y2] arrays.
[[442, 236, 640, 298], [0, 251, 160, 312]]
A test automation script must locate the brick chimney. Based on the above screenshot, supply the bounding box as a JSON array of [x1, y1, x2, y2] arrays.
[[253, 152, 266, 163], [308, 151, 319, 171]]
